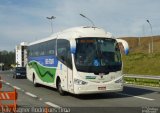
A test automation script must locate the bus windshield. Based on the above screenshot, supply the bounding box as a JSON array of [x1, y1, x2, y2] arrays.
[[75, 38, 122, 74]]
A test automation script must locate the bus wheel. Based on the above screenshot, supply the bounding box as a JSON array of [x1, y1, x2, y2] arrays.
[[33, 74, 39, 87], [57, 78, 65, 96]]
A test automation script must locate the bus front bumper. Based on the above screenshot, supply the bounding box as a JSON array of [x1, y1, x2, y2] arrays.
[[73, 83, 123, 94]]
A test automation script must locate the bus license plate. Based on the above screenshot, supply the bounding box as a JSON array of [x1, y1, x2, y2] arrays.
[[98, 86, 106, 90]]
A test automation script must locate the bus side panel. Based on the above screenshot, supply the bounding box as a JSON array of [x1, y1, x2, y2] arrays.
[[27, 55, 58, 85], [56, 61, 68, 91], [26, 64, 33, 82]]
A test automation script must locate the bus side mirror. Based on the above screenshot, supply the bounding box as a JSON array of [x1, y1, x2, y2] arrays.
[[116, 39, 129, 55]]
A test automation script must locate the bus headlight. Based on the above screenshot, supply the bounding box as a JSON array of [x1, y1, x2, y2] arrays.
[[115, 78, 123, 83], [74, 79, 88, 85]]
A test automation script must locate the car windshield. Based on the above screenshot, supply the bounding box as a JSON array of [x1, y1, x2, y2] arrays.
[[16, 67, 26, 72], [74, 38, 122, 73]]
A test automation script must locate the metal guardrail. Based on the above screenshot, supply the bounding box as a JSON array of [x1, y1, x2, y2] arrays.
[[124, 74, 160, 80], [123, 74, 160, 87]]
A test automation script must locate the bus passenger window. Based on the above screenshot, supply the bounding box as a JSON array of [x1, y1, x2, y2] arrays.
[[57, 39, 72, 69]]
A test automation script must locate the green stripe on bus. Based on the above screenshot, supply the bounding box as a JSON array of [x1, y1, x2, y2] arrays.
[[29, 61, 56, 83]]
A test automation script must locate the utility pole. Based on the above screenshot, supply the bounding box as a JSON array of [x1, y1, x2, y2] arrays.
[[80, 14, 95, 27], [138, 36, 141, 46], [146, 20, 154, 53], [148, 43, 151, 54]]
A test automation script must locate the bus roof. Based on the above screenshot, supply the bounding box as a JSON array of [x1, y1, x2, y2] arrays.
[[29, 26, 114, 46]]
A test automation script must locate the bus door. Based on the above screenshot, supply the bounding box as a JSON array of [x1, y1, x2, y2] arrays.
[[57, 39, 73, 92], [66, 52, 73, 92]]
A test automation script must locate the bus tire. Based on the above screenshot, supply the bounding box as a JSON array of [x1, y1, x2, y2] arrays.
[[33, 74, 39, 87], [57, 78, 65, 96]]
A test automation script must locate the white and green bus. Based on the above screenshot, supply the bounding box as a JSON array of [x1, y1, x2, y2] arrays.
[[27, 26, 129, 95]]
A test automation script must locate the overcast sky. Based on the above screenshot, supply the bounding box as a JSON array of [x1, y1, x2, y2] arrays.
[[0, 0, 160, 51]]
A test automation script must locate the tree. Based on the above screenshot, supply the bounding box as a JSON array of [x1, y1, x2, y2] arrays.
[[0, 50, 15, 70]]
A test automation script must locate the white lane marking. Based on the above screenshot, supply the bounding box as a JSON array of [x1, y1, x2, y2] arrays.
[[45, 102, 60, 108], [21, 90, 25, 92], [13, 86, 21, 90], [6, 82, 10, 85], [25, 92, 37, 98], [116, 92, 155, 101]]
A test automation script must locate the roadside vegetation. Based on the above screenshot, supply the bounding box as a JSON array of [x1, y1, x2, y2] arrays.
[[0, 50, 15, 70], [121, 36, 160, 87], [121, 36, 160, 76], [122, 52, 160, 75]]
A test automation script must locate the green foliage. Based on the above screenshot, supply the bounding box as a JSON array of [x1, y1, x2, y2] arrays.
[[122, 53, 160, 75], [0, 50, 15, 70]]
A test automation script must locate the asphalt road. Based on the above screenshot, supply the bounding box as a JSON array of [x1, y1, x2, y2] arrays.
[[0, 71, 160, 113]]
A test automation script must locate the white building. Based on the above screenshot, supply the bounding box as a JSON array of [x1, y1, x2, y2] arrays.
[[15, 42, 28, 67]]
